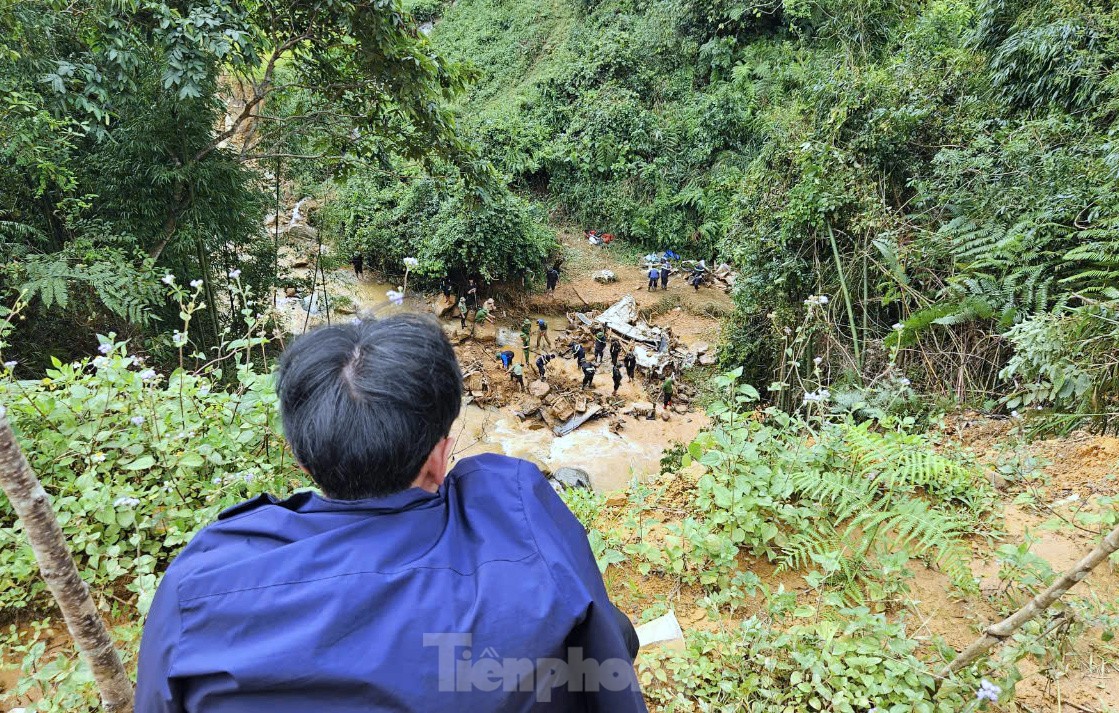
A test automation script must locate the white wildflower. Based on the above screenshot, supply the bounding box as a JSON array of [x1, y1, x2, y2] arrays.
[[403, 257, 419, 268], [98, 343, 113, 355], [899, 377, 911, 386], [130, 416, 145, 426], [892, 323, 904, 331], [92, 356, 110, 369], [2, 360, 16, 369], [387, 289, 405, 306], [813, 356, 823, 365], [113, 496, 141, 509], [190, 279, 204, 289], [91, 452, 106, 463], [228, 269, 242, 279], [139, 369, 157, 381], [161, 274, 175, 285]]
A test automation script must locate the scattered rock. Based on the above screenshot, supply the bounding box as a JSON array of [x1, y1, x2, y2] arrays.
[[631, 401, 656, 418], [284, 287, 297, 298], [529, 380, 551, 398], [673, 403, 688, 414], [291, 257, 311, 269], [605, 492, 627, 508], [575, 397, 588, 413], [593, 270, 617, 284], [334, 302, 356, 316], [698, 353, 717, 366], [660, 408, 671, 421], [692, 341, 710, 355], [551, 467, 591, 490]]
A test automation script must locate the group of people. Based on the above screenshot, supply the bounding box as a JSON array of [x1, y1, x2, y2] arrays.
[[646, 250, 708, 292], [571, 330, 640, 395]]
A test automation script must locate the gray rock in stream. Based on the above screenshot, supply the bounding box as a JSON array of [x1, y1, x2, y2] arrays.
[[550, 467, 591, 491]]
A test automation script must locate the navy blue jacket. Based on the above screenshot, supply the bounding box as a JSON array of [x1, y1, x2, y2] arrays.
[[135, 454, 645, 712]]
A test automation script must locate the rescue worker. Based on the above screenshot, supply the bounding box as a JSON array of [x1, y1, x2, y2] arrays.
[[457, 295, 469, 329], [535, 353, 556, 379], [497, 350, 515, 370], [546, 265, 560, 293], [581, 359, 597, 389], [472, 304, 492, 337], [351, 253, 364, 278], [659, 264, 670, 290], [624, 350, 637, 381], [571, 341, 586, 362], [609, 339, 621, 366], [647, 266, 659, 291], [662, 375, 675, 410], [521, 331, 531, 365], [535, 318, 552, 350], [593, 330, 607, 363], [511, 362, 526, 392], [612, 363, 623, 395]]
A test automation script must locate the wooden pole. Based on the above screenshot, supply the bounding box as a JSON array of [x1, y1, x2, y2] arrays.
[[0, 408, 134, 712], [942, 521, 1119, 678]]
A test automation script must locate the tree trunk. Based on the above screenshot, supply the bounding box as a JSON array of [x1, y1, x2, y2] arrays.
[[0, 408, 134, 712], [942, 521, 1119, 679]]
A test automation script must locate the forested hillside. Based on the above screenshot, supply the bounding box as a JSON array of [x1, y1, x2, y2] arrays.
[[3, 1, 1119, 711], [410, 0, 1119, 424]]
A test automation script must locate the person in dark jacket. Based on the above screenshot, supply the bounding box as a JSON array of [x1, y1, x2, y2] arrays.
[[571, 341, 586, 362], [659, 264, 669, 290], [135, 315, 643, 712], [609, 339, 621, 366], [535, 352, 556, 379], [623, 351, 637, 380], [593, 330, 607, 363], [351, 253, 364, 278], [581, 359, 597, 389], [647, 266, 659, 291], [612, 363, 623, 395], [546, 265, 560, 293]]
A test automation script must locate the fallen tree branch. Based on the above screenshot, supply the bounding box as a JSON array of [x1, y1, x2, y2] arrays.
[[0, 408, 134, 712], [942, 521, 1119, 678]]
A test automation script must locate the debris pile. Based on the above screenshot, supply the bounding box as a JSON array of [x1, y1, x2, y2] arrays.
[[452, 294, 706, 435]]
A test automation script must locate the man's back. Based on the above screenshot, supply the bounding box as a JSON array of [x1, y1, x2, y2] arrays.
[[137, 454, 643, 712]]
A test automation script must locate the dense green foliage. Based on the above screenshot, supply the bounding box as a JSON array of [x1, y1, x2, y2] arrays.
[[0, 285, 303, 614], [1, 0, 470, 367], [318, 169, 555, 284], [423, 0, 1119, 416]]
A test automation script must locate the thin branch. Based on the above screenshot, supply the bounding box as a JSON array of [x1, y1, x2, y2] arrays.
[[941, 521, 1119, 678]]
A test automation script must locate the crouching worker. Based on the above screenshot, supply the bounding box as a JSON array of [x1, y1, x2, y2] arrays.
[[135, 315, 644, 712]]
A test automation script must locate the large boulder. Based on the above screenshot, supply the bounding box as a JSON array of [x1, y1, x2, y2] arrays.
[[631, 401, 656, 418], [593, 270, 617, 284], [287, 224, 319, 242], [529, 380, 551, 398], [698, 353, 717, 366]]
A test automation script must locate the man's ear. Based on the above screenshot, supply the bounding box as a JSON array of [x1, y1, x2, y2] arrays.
[[412, 437, 455, 493]]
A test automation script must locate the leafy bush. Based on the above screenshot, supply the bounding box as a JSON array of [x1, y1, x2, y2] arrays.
[[999, 298, 1119, 432], [0, 287, 305, 614], [319, 170, 555, 283], [642, 597, 993, 712]]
